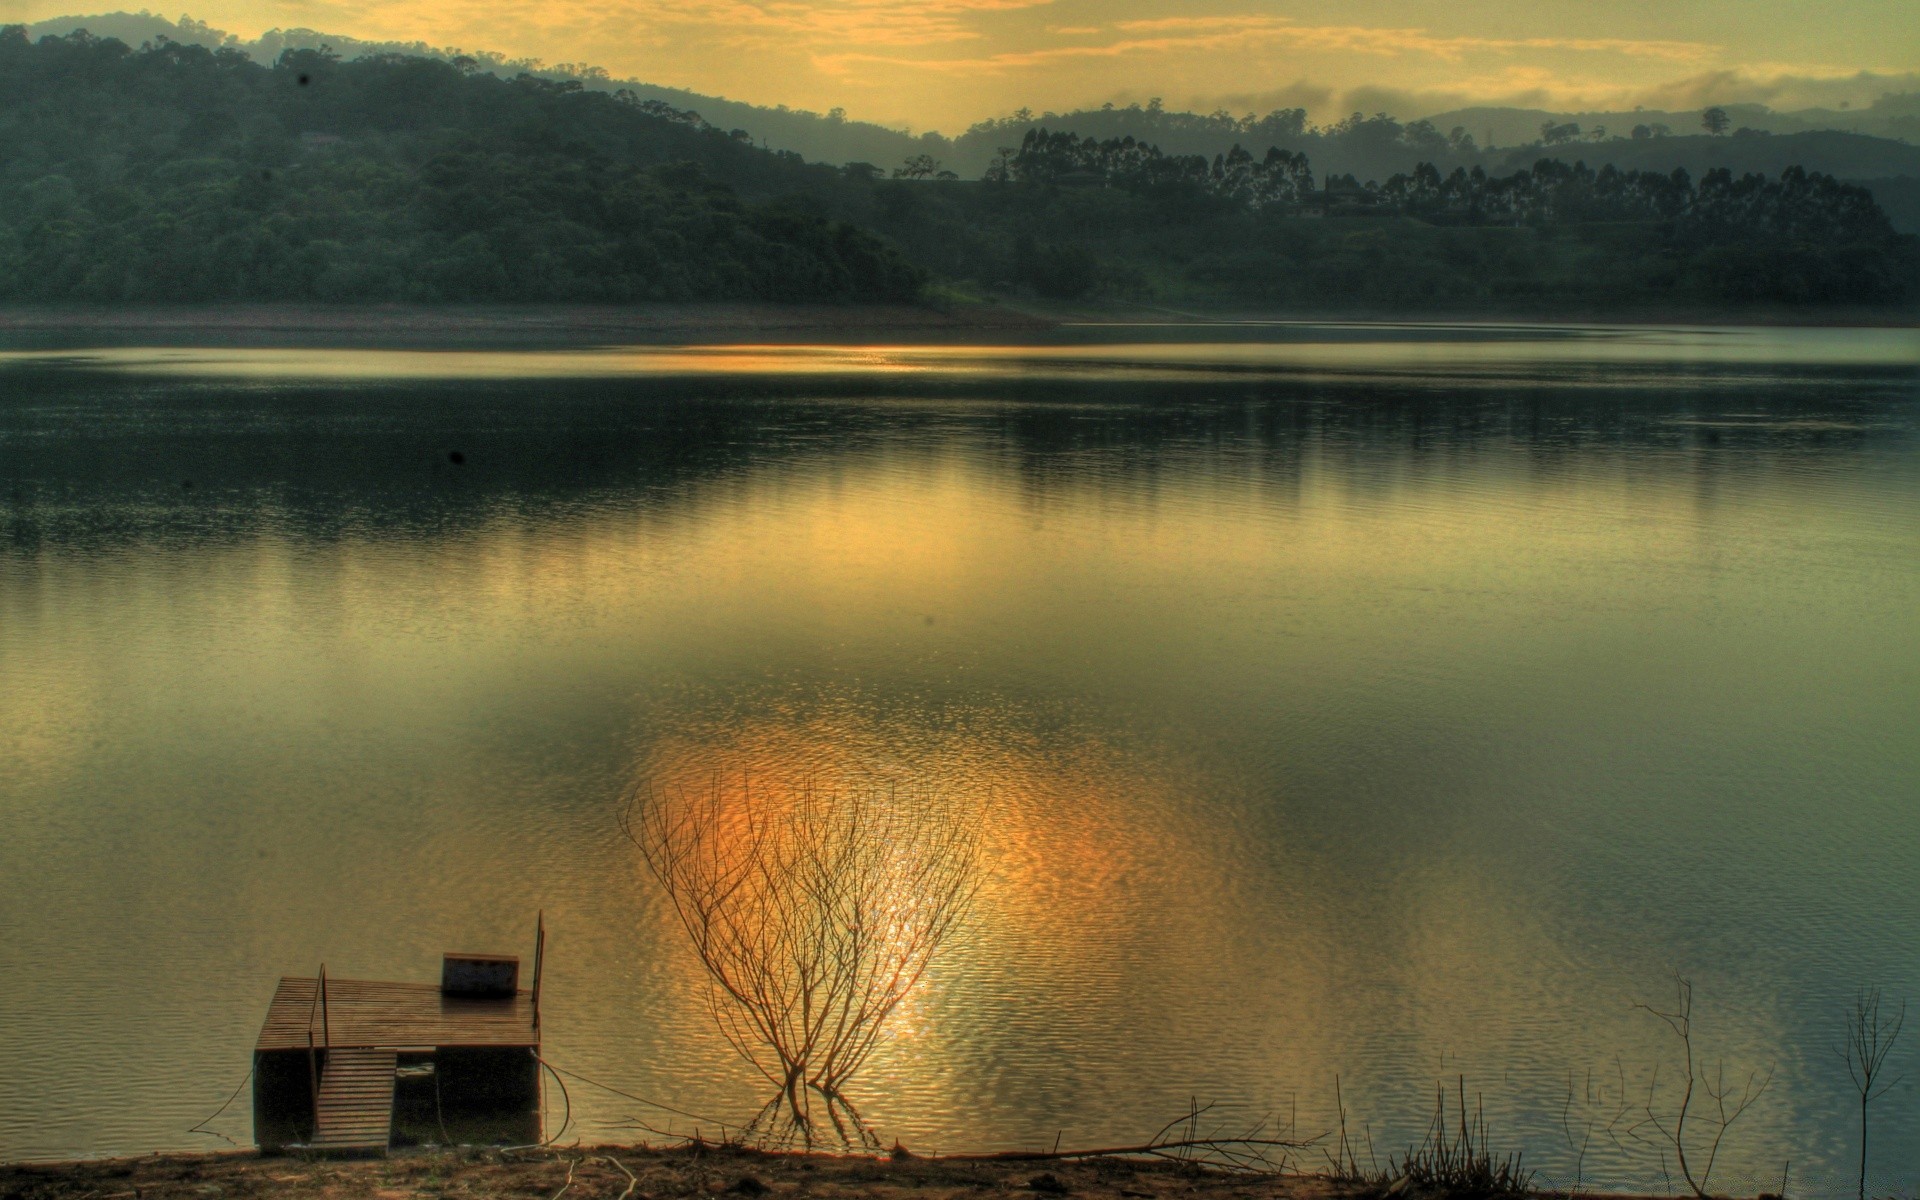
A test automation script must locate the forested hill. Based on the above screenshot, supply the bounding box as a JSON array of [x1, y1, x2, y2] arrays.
[[947, 108, 1920, 229], [0, 28, 924, 303], [2, 27, 1916, 311], [857, 129, 1916, 309], [23, 10, 948, 171]]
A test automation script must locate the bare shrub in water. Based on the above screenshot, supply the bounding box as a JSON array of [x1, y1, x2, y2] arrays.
[[1631, 976, 1773, 1199], [1385, 1078, 1532, 1198], [1839, 987, 1904, 1200], [622, 776, 982, 1147]]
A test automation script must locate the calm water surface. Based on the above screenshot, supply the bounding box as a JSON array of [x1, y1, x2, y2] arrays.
[[2, 324, 1918, 1194]]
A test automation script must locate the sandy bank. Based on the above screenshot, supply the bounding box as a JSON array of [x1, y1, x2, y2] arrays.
[[0, 1143, 1731, 1200], [0, 1146, 1383, 1200]]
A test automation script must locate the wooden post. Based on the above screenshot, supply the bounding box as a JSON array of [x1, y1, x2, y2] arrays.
[[531, 912, 545, 1030], [306, 1028, 320, 1140], [319, 964, 330, 1049]]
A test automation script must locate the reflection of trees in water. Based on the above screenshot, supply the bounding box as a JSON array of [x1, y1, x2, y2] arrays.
[[621, 776, 981, 1148], [982, 375, 1912, 509], [1, 367, 1911, 554]]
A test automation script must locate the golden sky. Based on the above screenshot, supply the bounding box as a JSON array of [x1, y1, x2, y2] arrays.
[[6, 0, 1919, 128]]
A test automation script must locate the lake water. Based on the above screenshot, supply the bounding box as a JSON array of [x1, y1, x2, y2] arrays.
[[2, 323, 1918, 1195]]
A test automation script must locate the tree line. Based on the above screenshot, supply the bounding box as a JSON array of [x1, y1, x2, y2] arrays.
[[0, 28, 923, 303], [996, 127, 1894, 241]]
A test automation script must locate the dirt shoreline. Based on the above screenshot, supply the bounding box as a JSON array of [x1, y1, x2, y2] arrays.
[[0, 1145, 1687, 1200]]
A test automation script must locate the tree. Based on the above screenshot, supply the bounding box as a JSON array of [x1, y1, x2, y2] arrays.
[[893, 153, 941, 179], [1701, 106, 1731, 136], [1839, 989, 1905, 1200], [622, 777, 982, 1146], [1540, 121, 1582, 146]]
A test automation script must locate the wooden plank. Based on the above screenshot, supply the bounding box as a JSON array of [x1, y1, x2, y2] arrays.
[[256, 977, 539, 1051], [308, 1047, 397, 1155]]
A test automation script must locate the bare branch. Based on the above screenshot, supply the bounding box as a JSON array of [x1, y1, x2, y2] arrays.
[[624, 774, 982, 1147], [1840, 988, 1905, 1200], [1634, 975, 1773, 1199]]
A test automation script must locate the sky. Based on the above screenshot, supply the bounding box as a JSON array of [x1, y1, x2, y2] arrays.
[[4, 0, 1919, 130]]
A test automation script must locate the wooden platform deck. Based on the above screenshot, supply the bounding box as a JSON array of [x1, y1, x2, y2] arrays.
[[310, 1048, 398, 1155], [255, 977, 538, 1052]]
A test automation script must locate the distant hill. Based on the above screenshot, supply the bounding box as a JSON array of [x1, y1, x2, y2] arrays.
[[23, 11, 942, 168], [21, 12, 1920, 208], [0, 29, 924, 303], [944, 110, 1920, 227]]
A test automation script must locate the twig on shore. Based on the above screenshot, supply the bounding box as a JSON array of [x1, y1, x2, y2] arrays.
[[934, 1109, 1322, 1175], [600, 1154, 639, 1200], [935, 1136, 1316, 1166], [549, 1157, 578, 1200]]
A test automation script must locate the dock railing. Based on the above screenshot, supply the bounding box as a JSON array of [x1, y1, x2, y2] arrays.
[[304, 963, 329, 1136], [531, 913, 545, 1031]]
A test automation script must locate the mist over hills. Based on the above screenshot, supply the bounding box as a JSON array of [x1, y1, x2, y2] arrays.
[[1427, 101, 1920, 150]]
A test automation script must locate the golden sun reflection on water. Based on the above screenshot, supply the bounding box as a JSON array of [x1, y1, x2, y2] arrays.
[[1, 325, 1916, 383]]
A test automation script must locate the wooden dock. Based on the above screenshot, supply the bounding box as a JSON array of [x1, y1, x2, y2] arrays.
[[254, 971, 540, 1155], [255, 977, 539, 1052], [310, 1048, 399, 1154]]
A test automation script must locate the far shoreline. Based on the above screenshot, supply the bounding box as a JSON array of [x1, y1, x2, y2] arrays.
[[0, 302, 1055, 352], [0, 301, 1914, 353]]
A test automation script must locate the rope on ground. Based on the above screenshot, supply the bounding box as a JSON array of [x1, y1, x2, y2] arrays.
[[187, 1063, 255, 1146]]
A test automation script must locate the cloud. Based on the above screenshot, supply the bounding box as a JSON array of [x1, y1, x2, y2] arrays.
[[320, 0, 1056, 51], [1110, 16, 1718, 64], [1160, 81, 1336, 117], [22, 0, 1906, 133], [813, 16, 1722, 79], [633, 0, 1055, 48], [1327, 65, 1920, 118]]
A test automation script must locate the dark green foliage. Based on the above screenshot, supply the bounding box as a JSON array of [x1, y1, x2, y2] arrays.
[[852, 129, 1915, 308], [1010, 235, 1097, 299], [0, 28, 923, 303]]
